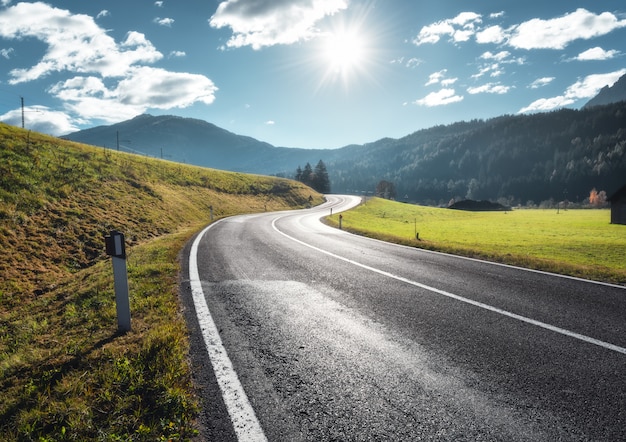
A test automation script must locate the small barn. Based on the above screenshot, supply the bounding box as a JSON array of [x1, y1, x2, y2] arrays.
[[609, 185, 626, 225]]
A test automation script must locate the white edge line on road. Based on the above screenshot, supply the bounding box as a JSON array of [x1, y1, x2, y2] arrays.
[[189, 220, 268, 442], [272, 217, 626, 356]]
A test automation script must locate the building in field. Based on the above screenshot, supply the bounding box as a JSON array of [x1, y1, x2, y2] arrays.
[[609, 185, 626, 225]]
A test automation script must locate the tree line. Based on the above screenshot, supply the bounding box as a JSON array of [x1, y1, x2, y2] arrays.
[[295, 160, 330, 193]]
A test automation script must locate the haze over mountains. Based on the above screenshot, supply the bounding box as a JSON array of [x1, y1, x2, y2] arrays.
[[66, 77, 626, 206]]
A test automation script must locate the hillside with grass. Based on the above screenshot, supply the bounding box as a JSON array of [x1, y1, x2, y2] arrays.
[[0, 123, 322, 440]]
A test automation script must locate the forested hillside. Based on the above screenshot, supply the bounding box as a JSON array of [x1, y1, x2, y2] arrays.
[[66, 101, 626, 206], [327, 101, 626, 205]]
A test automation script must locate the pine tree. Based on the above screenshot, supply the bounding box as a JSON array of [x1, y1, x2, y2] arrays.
[[302, 162, 313, 187], [313, 160, 330, 193]]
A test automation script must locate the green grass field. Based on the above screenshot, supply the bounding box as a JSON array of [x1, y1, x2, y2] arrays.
[[325, 197, 625, 284]]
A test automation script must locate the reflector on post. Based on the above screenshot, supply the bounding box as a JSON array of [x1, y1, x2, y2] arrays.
[[104, 230, 131, 332]]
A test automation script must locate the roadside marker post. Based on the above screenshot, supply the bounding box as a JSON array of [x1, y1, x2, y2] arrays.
[[105, 230, 131, 332]]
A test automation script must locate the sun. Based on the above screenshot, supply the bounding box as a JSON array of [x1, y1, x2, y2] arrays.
[[317, 24, 372, 88], [323, 29, 366, 74]]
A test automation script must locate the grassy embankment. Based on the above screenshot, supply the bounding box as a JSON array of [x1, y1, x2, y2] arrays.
[[0, 123, 322, 440], [326, 197, 625, 284]]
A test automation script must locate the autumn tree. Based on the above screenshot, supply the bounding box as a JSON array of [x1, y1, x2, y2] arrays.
[[589, 188, 607, 207]]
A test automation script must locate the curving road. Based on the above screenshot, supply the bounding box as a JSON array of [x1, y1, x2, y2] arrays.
[[180, 195, 626, 441]]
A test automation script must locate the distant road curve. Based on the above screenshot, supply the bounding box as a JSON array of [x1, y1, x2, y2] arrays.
[[181, 195, 626, 441]]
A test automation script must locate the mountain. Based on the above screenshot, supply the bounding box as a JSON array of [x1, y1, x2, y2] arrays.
[[326, 103, 626, 205], [66, 102, 626, 206], [584, 73, 626, 108], [64, 114, 328, 175]]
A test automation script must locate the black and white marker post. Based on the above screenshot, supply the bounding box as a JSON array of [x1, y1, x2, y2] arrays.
[[105, 230, 131, 332]]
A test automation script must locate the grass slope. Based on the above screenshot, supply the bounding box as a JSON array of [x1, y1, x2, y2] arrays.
[[326, 197, 625, 284], [0, 123, 322, 440]]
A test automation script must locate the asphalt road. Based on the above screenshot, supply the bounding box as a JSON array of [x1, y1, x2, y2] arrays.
[[180, 195, 626, 441]]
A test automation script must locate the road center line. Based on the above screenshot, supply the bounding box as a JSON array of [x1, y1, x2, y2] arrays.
[[189, 220, 268, 442], [272, 217, 626, 355]]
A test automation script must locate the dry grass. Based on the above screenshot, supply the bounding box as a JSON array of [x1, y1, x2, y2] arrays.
[[0, 123, 322, 440]]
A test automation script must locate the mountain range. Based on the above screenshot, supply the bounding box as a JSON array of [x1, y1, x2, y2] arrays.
[[65, 75, 626, 205]]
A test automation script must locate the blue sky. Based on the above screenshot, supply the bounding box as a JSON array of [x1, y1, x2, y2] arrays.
[[1, 1, 625, 149]]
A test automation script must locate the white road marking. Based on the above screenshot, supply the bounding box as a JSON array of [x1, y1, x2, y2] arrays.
[[272, 216, 626, 356], [189, 220, 267, 442]]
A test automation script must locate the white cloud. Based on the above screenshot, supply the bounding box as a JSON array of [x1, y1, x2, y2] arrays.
[[519, 69, 626, 113], [425, 70, 459, 87], [518, 96, 575, 113], [154, 17, 174, 27], [265, 120, 275, 125], [473, 50, 524, 80], [390, 57, 422, 69], [574, 47, 620, 61], [425, 69, 447, 86], [415, 88, 463, 107], [405, 58, 422, 69], [453, 29, 474, 43], [475, 25, 507, 44], [155, 1, 164, 7], [209, 0, 348, 49], [49, 67, 217, 120], [451, 12, 481, 27], [417, 8, 626, 51], [529, 77, 555, 89], [1, 47, 13, 59], [413, 21, 454, 45], [96, 10, 109, 19], [0, 2, 218, 131], [490, 11, 505, 19], [169, 50, 186, 57], [472, 63, 500, 79], [0, 3, 163, 83], [0, 106, 79, 136], [413, 12, 482, 45], [565, 70, 626, 99], [441, 77, 458, 87], [480, 51, 510, 61], [467, 83, 510, 95], [508, 9, 626, 50], [117, 67, 217, 107]]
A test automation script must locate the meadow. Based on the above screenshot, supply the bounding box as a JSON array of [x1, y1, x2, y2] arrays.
[[0, 123, 322, 440], [325, 197, 625, 284]]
